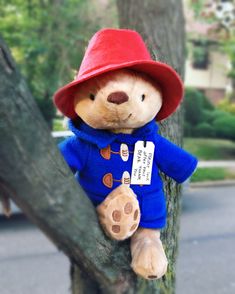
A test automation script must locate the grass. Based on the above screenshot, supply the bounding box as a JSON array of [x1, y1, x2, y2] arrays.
[[191, 167, 235, 182], [184, 138, 235, 181], [184, 138, 235, 160]]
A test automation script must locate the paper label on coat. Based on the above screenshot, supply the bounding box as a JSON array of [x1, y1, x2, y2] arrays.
[[131, 141, 155, 185]]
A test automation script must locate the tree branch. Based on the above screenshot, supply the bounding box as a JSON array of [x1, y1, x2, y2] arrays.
[[0, 36, 135, 294]]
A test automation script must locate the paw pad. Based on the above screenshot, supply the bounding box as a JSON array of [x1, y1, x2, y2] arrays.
[[112, 225, 121, 233], [124, 202, 133, 214], [112, 210, 121, 222], [134, 209, 139, 221], [96, 186, 141, 240]]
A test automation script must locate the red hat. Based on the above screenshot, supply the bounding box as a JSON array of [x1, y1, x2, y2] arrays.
[[54, 28, 183, 121]]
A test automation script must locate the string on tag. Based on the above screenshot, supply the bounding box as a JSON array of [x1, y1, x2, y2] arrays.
[[143, 141, 147, 148]]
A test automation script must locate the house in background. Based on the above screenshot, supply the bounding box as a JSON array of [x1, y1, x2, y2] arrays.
[[184, 1, 232, 105], [185, 46, 231, 105]]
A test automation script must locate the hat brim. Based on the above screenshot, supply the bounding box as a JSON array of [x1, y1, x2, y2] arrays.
[[53, 60, 183, 121]]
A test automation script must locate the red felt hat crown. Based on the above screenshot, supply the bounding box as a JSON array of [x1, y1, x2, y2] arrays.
[[53, 28, 183, 121]]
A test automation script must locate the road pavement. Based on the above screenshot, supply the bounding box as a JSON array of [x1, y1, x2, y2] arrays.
[[0, 186, 234, 293], [176, 186, 235, 294], [0, 216, 70, 294]]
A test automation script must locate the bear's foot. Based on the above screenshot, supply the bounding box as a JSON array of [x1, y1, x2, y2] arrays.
[[96, 184, 140, 240], [131, 228, 168, 280]]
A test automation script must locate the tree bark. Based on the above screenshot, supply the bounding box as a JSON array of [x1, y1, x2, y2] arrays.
[[115, 0, 186, 293], [0, 36, 133, 294]]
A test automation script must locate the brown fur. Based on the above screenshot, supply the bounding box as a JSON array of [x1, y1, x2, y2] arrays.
[[73, 69, 162, 132]]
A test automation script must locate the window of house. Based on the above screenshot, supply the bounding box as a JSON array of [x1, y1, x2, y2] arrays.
[[192, 40, 210, 70]]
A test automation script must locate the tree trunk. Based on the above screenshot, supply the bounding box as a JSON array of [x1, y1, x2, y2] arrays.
[[116, 0, 185, 293], [0, 0, 185, 291], [73, 0, 186, 289]]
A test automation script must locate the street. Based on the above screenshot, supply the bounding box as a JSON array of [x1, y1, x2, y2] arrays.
[[0, 216, 70, 294], [176, 186, 235, 294], [0, 186, 234, 293]]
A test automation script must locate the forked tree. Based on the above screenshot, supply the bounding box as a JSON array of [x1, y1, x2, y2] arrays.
[[0, 0, 185, 293]]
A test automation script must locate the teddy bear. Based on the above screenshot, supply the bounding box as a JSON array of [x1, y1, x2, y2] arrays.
[[53, 28, 198, 280]]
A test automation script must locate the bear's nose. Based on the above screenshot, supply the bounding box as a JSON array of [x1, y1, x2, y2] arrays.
[[107, 91, 129, 105]]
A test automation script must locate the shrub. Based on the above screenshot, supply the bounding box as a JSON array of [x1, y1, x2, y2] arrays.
[[184, 88, 214, 126], [184, 88, 215, 137], [184, 122, 193, 137], [194, 122, 215, 137], [203, 109, 231, 125], [217, 98, 235, 115], [202, 109, 219, 124], [213, 114, 235, 140]]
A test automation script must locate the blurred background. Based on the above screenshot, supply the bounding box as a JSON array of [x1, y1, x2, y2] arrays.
[[0, 0, 235, 293]]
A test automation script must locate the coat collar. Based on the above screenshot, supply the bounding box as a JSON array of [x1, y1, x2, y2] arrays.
[[68, 119, 159, 149]]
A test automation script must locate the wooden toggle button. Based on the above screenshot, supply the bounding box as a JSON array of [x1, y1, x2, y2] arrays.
[[103, 173, 113, 188], [122, 171, 131, 186], [103, 171, 131, 188], [120, 143, 129, 161], [100, 145, 111, 159]]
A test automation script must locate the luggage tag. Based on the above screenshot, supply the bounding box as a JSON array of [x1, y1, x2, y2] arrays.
[[131, 141, 155, 185]]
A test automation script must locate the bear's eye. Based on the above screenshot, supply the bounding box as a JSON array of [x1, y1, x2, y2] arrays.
[[89, 93, 95, 101], [141, 94, 145, 101]]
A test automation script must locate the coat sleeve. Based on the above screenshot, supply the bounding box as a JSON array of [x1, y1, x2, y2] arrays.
[[58, 136, 88, 172], [154, 135, 198, 183]]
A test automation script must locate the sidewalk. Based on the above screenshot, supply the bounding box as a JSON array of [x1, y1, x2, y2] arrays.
[[198, 161, 235, 168]]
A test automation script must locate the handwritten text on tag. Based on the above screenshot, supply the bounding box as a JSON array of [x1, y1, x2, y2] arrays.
[[131, 141, 155, 185]]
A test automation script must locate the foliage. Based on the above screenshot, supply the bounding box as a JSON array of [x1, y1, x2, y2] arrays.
[[190, 0, 205, 19], [184, 87, 235, 140], [189, 1, 235, 100], [213, 114, 235, 140], [203, 108, 223, 121], [222, 37, 235, 100], [191, 167, 235, 182], [190, 1, 235, 32], [0, 0, 117, 127], [218, 98, 235, 115], [194, 122, 215, 137], [190, 2, 235, 97], [184, 87, 214, 127]]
